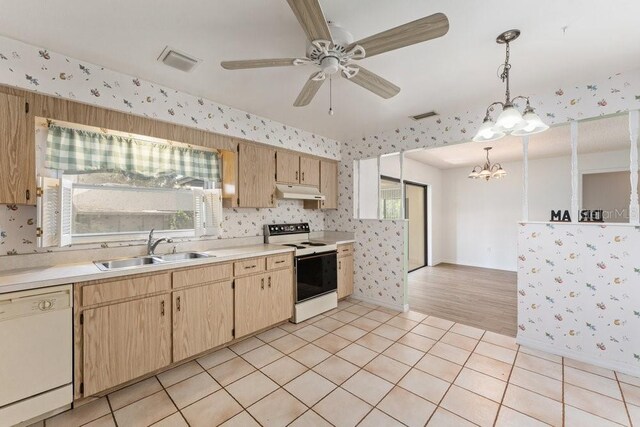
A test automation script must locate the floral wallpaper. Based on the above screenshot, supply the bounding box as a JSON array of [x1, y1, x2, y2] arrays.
[[518, 223, 640, 375], [0, 35, 337, 256], [326, 67, 640, 311]]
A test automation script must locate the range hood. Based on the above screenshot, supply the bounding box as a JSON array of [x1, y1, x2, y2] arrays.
[[276, 184, 326, 201]]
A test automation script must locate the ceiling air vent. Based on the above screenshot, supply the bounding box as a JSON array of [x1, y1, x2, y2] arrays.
[[410, 111, 438, 121], [157, 46, 201, 72]]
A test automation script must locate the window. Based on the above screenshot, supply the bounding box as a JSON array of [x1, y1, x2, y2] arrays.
[[36, 120, 223, 247], [380, 178, 403, 219]]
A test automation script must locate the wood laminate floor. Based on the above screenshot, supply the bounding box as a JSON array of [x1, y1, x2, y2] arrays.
[[408, 263, 517, 337]]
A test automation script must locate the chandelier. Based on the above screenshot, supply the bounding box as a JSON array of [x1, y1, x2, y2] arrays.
[[468, 147, 506, 181], [473, 30, 549, 143]]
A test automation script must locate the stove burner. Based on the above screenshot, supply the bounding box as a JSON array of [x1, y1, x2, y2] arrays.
[[284, 244, 305, 249], [301, 241, 327, 247]]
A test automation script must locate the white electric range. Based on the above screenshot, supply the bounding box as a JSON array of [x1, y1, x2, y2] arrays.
[[264, 223, 338, 323]]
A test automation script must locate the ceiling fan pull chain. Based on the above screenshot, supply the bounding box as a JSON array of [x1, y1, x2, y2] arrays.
[[328, 75, 334, 116]]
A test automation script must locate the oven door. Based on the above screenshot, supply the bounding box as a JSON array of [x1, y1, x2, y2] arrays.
[[295, 251, 337, 303]]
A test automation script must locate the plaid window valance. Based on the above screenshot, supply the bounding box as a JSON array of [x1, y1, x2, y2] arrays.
[[45, 125, 221, 182]]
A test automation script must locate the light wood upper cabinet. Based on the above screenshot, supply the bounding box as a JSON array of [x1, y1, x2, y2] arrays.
[[276, 151, 300, 185], [0, 92, 35, 205], [337, 244, 354, 299], [82, 294, 171, 396], [173, 281, 234, 362], [238, 142, 276, 208], [304, 159, 339, 210], [300, 156, 320, 187], [320, 160, 338, 209]]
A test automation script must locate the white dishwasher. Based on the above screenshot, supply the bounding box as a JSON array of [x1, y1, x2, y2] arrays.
[[0, 285, 73, 427]]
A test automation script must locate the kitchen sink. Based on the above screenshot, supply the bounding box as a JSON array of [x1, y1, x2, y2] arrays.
[[94, 252, 213, 271], [154, 252, 211, 262], [95, 256, 163, 271]]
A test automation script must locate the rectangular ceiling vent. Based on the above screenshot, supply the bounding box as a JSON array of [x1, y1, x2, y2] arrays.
[[410, 111, 438, 121], [157, 46, 201, 72]]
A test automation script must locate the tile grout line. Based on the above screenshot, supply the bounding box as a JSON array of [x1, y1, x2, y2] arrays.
[[154, 372, 193, 427], [492, 342, 520, 427]]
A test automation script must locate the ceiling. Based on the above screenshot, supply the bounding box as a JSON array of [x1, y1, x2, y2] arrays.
[[404, 114, 632, 169], [1, 1, 640, 141]]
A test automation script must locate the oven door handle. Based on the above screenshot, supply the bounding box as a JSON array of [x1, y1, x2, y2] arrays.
[[295, 251, 338, 261]]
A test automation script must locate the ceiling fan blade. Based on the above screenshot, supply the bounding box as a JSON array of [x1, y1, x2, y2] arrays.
[[286, 0, 333, 42], [349, 13, 449, 58], [347, 66, 400, 99], [220, 58, 297, 70], [294, 73, 325, 106]]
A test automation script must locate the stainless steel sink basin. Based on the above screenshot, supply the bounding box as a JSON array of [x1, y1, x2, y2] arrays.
[[94, 252, 213, 271], [154, 252, 212, 262], [95, 256, 163, 271]]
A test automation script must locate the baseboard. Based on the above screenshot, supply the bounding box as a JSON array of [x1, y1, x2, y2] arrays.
[[516, 335, 640, 378], [350, 294, 407, 313], [436, 259, 517, 272]]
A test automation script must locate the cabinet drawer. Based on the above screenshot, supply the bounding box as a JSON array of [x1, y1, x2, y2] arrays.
[[266, 253, 292, 270], [337, 243, 353, 257], [81, 273, 171, 306], [234, 257, 266, 276], [172, 263, 232, 289]]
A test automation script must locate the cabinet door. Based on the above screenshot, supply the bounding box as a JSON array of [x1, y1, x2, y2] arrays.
[[238, 143, 276, 207], [234, 273, 270, 337], [299, 156, 320, 187], [82, 294, 171, 395], [337, 255, 354, 299], [320, 161, 338, 209], [173, 281, 234, 362], [0, 93, 34, 205], [276, 151, 300, 184], [267, 268, 293, 324]]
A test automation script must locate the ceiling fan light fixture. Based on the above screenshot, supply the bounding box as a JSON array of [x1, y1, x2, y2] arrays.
[[492, 166, 507, 178]]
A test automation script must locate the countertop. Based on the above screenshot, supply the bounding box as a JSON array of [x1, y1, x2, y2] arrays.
[[0, 231, 356, 294], [0, 244, 293, 294]]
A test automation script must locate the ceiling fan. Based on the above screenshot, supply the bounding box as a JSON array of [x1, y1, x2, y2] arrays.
[[221, 0, 449, 109]]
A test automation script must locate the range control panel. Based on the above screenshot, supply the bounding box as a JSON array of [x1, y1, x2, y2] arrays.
[[265, 223, 310, 236]]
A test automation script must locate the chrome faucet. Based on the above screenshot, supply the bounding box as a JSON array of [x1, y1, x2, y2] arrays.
[[147, 229, 173, 255]]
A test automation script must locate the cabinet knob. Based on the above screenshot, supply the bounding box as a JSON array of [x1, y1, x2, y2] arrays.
[[339, 260, 342, 270], [261, 278, 265, 290], [176, 296, 181, 311], [295, 171, 299, 181], [25, 189, 30, 200], [302, 172, 305, 182], [271, 194, 274, 205], [268, 276, 272, 288], [161, 300, 165, 316]]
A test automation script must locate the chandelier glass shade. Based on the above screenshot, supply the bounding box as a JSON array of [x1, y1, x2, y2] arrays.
[[468, 147, 506, 181], [472, 30, 549, 143]]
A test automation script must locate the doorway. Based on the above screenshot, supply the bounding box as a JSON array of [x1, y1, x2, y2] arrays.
[[405, 182, 427, 272]]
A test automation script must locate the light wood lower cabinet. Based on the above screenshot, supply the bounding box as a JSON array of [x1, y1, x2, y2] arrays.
[[76, 257, 293, 398], [82, 294, 171, 396], [172, 281, 234, 362], [337, 244, 354, 299], [267, 268, 294, 325], [235, 268, 293, 337]]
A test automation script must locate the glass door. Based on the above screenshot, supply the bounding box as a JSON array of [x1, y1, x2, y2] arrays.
[[405, 183, 427, 271]]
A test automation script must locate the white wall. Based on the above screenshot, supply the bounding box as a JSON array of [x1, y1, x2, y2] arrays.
[[441, 160, 522, 271], [439, 148, 632, 271], [379, 155, 443, 266]]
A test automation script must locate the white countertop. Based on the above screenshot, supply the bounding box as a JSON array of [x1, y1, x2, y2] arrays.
[[0, 231, 356, 294], [0, 244, 293, 294]]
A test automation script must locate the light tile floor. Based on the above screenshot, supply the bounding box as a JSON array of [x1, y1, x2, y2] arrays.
[[41, 298, 639, 427]]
